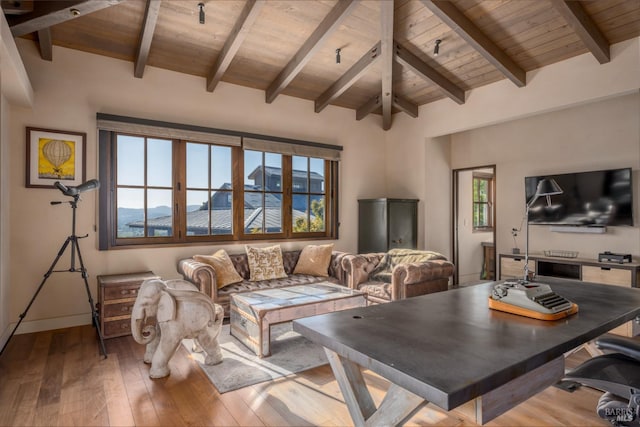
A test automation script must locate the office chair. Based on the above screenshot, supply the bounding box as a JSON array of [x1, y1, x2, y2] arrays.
[[564, 335, 640, 426]]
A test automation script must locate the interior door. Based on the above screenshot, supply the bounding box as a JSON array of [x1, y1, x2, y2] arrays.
[[452, 166, 496, 287]]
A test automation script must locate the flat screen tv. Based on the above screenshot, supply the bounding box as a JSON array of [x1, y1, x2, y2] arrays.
[[525, 168, 633, 227]]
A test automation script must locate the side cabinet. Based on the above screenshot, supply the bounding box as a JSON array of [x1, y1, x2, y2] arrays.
[[98, 271, 160, 339], [582, 266, 635, 336], [358, 198, 418, 253], [499, 253, 639, 337]]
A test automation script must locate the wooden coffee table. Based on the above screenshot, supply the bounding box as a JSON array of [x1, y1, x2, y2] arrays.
[[230, 282, 365, 358]]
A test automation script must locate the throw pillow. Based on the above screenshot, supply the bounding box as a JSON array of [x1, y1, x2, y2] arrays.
[[194, 249, 244, 289], [245, 245, 288, 282], [293, 244, 334, 277]]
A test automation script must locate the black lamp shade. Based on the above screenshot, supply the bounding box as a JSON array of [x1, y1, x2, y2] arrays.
[[535, 178, 563, 197]]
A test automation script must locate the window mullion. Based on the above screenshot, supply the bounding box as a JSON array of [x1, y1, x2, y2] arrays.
[[175, 140, 186, 241], [232, 146, 243, 240], [282, 156, 293, 238], [143, 137, 149, 237]]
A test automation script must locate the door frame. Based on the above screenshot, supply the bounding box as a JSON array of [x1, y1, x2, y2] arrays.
[[451, 165, 497, 287]]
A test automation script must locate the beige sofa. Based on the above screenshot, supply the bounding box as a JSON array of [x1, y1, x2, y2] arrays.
[[342, 250, 454, 304], [178, 249, 348, 317]]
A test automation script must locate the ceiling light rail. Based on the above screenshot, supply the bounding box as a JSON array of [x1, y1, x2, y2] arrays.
[[433, 39, 441, 56], [315, 42, 381, 113]]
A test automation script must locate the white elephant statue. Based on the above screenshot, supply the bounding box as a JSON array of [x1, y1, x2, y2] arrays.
[[131, 278, 224, 378]]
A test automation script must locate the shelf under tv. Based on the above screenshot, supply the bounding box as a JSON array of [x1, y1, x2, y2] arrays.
[[549, 225, 607, 234]]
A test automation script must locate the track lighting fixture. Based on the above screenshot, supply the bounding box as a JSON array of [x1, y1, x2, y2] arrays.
[[198, 2, 205, 25], [434, 39, 441, 56], [336, 48, 341, 64]]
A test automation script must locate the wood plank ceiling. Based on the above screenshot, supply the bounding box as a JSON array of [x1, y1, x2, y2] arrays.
[[4, 0, 640, 130]]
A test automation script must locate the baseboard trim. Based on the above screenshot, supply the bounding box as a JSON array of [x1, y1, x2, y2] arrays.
[[0, 323, 10, 351], [8, 313, 92, 336]]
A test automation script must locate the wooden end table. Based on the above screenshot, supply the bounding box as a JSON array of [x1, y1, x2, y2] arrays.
[[98, 271, 159, 339], [230, 282, 366, 358]]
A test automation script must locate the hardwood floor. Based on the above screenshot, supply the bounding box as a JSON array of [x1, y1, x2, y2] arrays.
[[0, 325, 609, 426]]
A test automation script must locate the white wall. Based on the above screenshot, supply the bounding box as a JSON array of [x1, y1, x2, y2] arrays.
[[452, 93, 640, 263], [7, 40, 386, 333], [0, 12, 32, 107], [419, 37, 640, 138]]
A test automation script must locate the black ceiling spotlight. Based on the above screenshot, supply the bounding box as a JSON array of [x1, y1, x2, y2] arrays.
[[198, 2, 205, 24], [336, 48, 341, 64], [434, 39, 442, 56]]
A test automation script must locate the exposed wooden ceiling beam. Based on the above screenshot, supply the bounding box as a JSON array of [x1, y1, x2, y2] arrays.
[[394, 42, 465, 105], [550, 0, 610, 64], [207, 0, 265, 92], [1, 0, 34, 14], [356, 94, 381, 121], [265, 0, 358, 104], [134, 0, 161, 79], [421, 0, 526, 88], [380, 0, 394, 130], [315, 42, 380, 113], [8, 0, 123, 37], [37, 28, 53, 61], [393, 95, 418, 118]]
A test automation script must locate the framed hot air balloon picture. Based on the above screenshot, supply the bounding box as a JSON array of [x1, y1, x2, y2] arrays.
[[26, 127, 86, 188]]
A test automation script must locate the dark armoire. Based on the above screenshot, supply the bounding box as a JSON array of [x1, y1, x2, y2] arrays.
[[357, 198, 418, 253]]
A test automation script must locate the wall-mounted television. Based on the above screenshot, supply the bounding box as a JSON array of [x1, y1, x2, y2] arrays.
[[525, 168, 633, 227]]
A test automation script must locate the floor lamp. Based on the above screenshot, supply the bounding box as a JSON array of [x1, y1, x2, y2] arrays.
[[523, 178, 563, 283]]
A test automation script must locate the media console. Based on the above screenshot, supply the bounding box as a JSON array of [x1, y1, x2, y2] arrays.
[[499, 253, 640, 337]]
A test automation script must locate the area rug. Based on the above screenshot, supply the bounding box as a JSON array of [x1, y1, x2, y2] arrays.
[[182, 322, 328, 393]]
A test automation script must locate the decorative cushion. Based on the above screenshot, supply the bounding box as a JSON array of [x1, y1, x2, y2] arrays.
[[370, 249, 447, 283], [194, 250, 244, 289], [245, 245, 288, 282], [293, 244, 334, 277]]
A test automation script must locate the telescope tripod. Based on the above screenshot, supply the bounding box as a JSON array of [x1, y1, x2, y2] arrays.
[[0, 195, 107, 358]]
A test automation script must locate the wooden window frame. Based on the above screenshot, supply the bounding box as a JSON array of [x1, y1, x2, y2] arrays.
[[99, 130, 339, 249], [291, 156, 331, 237], [472, 172, 494, 232]]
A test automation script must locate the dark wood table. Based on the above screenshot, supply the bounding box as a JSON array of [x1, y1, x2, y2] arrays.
[[293, 278, 640, 426]]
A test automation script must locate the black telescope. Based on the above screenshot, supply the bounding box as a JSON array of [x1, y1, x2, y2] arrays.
[[1, 177, 107, 358], [54, 179, 100, 197]]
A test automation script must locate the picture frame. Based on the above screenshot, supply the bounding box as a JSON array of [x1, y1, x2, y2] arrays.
[[26, 127, 86, 189]]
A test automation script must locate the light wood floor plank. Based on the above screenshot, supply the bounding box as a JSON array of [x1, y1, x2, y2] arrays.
[[112, 338, 161, 426], [165, 346, 239, 427], [102, 354, 136, 426], [0, 326, 615, 427], [234, 381, 295, 426]]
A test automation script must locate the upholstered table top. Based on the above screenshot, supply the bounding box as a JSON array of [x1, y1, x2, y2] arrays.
[[293, 278, 640, 411]]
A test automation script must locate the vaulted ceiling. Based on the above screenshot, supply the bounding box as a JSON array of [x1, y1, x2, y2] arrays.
[[3, 0, 640, 130]]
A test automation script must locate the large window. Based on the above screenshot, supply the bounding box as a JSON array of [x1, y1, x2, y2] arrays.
[[115, 135, 174, 240], [472, 172, 494, 231], [98, 120, 339, 248], [185, 143, 234, 237], [244, 150, 283, 234], [292, 156, 326, 234]]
